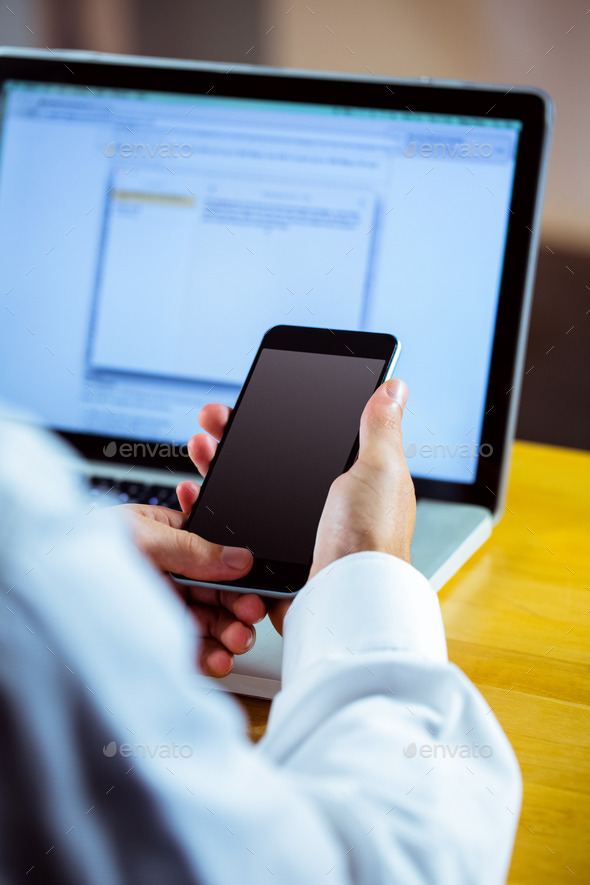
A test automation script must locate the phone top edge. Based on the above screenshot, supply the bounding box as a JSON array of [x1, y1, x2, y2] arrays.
[[260, 325, 399, 358]]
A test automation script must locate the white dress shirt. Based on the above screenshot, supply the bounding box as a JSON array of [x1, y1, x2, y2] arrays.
[[0, 417, 521, 884]]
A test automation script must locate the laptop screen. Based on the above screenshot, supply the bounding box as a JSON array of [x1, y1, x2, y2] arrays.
[[0, 78, 522, 485]]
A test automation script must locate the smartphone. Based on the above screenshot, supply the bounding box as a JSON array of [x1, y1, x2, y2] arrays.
[[171, 325, 400, 597]]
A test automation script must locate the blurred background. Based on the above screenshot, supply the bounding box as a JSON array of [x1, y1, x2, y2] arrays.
[[2, 0, 588, 449]]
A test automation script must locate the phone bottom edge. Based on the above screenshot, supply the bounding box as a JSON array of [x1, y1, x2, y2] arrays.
[[168, 572, 298, 598]]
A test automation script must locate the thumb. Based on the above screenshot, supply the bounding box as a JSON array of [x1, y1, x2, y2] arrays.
[[358, 378, 409, 470], [137, 516, 253, 582]]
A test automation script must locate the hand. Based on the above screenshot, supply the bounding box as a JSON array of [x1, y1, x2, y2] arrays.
[[309, 378, 415, 579], [123, 404, 265, 678], [181, 382, 415, 639]]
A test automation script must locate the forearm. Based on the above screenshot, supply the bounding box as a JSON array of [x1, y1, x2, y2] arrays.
[[259, 553, 522, 884]]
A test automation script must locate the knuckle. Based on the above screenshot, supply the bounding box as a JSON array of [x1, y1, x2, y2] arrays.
[[379, 409, 403, 436], [185, 531, 202, 558]]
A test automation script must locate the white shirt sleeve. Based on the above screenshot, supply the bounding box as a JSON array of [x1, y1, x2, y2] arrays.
[[0, 417, 521, 884]]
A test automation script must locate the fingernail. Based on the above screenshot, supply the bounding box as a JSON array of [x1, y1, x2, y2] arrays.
[[243, 628, 256, 652], [221, 546, 252, 570], [385, 378, 408, 407]]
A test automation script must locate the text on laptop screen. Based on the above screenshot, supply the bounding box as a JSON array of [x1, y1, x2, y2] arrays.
[[0, 81, 521, 483]]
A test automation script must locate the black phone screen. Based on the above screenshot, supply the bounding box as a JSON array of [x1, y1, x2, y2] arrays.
[[185, 347, 386, 568]]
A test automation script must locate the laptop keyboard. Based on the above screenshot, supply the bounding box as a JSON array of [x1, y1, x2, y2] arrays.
[[89, 477, 182, 510]]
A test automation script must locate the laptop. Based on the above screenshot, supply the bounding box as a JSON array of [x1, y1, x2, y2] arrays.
[[0, 48, 553, 697]]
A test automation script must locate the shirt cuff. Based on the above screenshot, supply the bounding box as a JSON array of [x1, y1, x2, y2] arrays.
[[281, 551, 448, 688]]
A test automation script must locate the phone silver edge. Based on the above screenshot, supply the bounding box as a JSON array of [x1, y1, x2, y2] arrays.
[[169, 576, 299, 598], [384, 339, 402, 382]]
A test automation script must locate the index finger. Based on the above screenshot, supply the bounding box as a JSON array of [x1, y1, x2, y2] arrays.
[[198, 403, 232, 441]]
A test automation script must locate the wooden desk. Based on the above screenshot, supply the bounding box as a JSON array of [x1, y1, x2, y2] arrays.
[[235, 441, 590, 884]]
